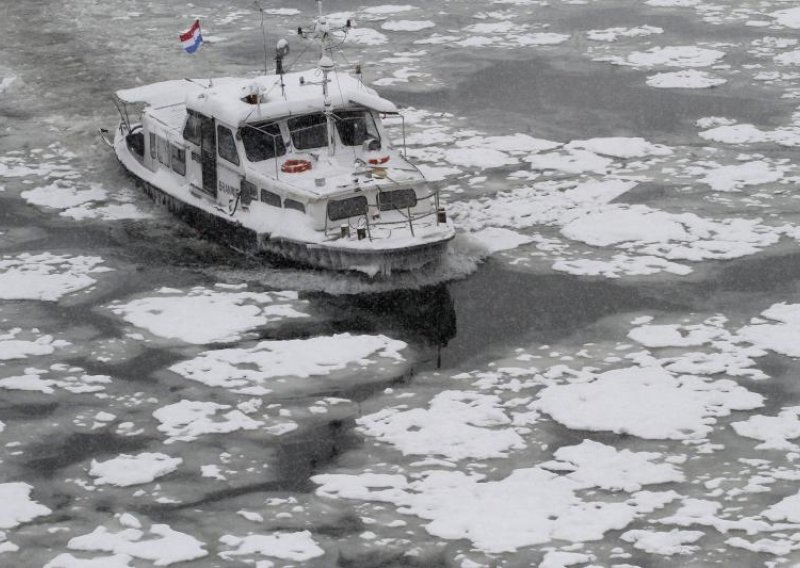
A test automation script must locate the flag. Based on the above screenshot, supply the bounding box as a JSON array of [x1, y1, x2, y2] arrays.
[[179, 20, 203, 54]]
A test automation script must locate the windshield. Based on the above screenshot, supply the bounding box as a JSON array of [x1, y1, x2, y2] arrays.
[[334, 110, 380, 146], [288, 113, 327, 150], [240, 122, 286, 162]]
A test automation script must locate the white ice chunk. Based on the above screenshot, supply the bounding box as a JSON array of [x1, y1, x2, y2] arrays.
[[443, 147, 517, 169], [219, 531, 324, 561], [731, 407, 800, 450], [699, 160, 784, 192], [468, 227, 536, 254], [153, 400, 263, 443], [169, 333, 406, 390], [535, 366, 763, 439], [566, 137, 673, 159], [0, 330, 68, 360], [623, 46, 725, 68], [381, 20, 435, 32], [314, 468, 665, 552], [621, 529, 705, 555], [771, 7, 800, 29], [357, 391, 526, 460], [0, 482, 52, 529], [68, 522, 207, 566], [90, 453, 183, 487], [109, 288, 307, 344], [646, 70, 726, 89], [45, 554, 135, 568], [0, 253, 110, 301], [551, 440, 684, 492]]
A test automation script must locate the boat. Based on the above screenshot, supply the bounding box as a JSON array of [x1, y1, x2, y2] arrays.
[[103, 4, 455, 276]]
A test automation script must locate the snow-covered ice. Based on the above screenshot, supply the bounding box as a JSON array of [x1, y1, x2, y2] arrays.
[[108, 287, 308, 344], [0, 253, 111, 301], [89, 453, 183, 487], [534, 366, 763, 439]]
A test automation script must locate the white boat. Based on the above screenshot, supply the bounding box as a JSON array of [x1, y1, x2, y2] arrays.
[[105, 7, 454, 276]]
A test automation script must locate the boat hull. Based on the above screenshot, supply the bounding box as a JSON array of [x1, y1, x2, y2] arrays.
[[116, 153, 452, 276]]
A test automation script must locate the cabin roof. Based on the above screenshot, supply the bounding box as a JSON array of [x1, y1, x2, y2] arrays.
[[186, 70, 397, 126], [116, 70, 397, 126]]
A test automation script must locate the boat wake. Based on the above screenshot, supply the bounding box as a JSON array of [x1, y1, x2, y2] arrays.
[[209, 236, 483, 294]]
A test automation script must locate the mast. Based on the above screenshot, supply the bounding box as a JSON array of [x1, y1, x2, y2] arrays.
[[296, 0, 352, 158], [311, 0, 341, 158]]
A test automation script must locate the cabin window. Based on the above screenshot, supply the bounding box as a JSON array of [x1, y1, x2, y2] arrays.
[[335, 110, 380, 147], [171, 145, 186, 175], [240, 180, 257, 206], [260, 189, 281, 207], [327, 195, 367, 221], [183, 111, 201, 145], [156, 136, 170, 167], [149, 133, 157, 160], [284, 199, 306, 213], [217, 125, 240, 166], [288, 113, 327, 150], [241, 122, 286, 162], [378, 188, 417, 211]]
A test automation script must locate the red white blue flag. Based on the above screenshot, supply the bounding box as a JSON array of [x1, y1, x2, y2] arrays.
[[179, 20, 203, 54]]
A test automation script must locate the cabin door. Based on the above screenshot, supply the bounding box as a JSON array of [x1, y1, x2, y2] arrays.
[[199, 115, 217, 197]]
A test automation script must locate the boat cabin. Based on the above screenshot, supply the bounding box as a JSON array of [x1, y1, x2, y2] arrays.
[[121, 70, 437, 239]]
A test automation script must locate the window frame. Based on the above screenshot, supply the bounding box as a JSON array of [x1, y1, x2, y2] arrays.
[[287, 113, 328, 151], [284, 198, 306, 214], [240, 121, 286, 162], [260, 189, 281, 207], [327, 195, 367, 221], [170, 144, 186, 175], [216, 124, 240, 166], [377, 188, 417, 212], [334, 109, 381, 147]]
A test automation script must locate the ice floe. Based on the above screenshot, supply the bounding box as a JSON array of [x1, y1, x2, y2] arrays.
[[646, 69, 727, 88], [0, 483, 51, 529], [771, 7, 800, 30], [0, 253, 111, 301], [0, 328, 69, 360], [468, 227, 536, 253], [561, 204, 781, 261], [694, 160, 785, 192], [169, 333, 407, 394], [620, 529, 705, 555], [314, 467, 676, 553], [534, 366, 763, 439], [548, 440, 684, 491], [0, 366, 112, 395], [219, 531, 324, 561], [586, 25, 663, 42], [108, 287, 308, 344], [381, 20, 435, 32], [89, 453, 183, 487], [609, 46, 726, 68], [153, 400, 262, 443], [732, 407, 800, 450], [357, 390, 525, 460], [64, 516, 207, 566], [565, 137, 673, 159]]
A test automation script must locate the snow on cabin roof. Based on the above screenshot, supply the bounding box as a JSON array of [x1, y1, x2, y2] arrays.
[[185, 70, 398, 126], [116, 79, 205, 108]]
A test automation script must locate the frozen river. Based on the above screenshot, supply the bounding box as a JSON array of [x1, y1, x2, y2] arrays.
[[3, 0, 800, 566]]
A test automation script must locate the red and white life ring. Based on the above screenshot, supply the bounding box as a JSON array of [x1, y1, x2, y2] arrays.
[[281, 159, 312, 174], [368, 156, 390, 165]]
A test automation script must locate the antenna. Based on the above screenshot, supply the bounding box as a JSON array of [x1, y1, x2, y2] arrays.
[[254, 0, 268, 75]]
